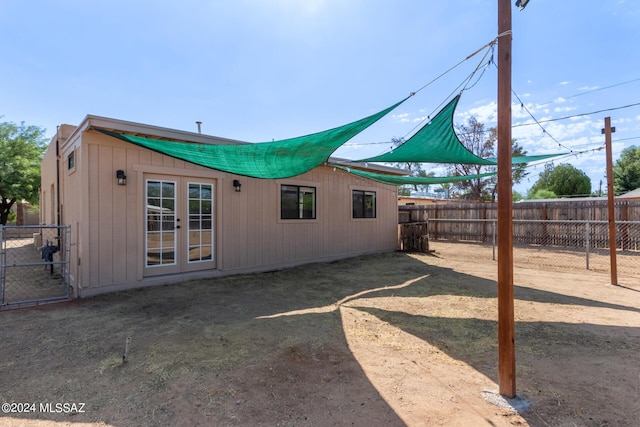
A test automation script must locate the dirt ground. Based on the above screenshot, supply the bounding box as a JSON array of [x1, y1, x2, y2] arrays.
[[1, 243, 639, 426]]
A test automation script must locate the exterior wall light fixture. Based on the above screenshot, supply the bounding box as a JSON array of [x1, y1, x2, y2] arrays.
[[116, 170, 127, 186], [233, 179, 242, 192]]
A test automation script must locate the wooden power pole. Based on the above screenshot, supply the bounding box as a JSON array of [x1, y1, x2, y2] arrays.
[[602, 117, 618, 285], [497, 0, 516, 398]]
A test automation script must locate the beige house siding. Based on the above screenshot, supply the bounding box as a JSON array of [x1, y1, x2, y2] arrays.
[[44, 116, 400, 297]]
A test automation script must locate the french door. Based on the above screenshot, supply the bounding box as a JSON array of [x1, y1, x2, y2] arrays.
[[144, 176, 216, 276]]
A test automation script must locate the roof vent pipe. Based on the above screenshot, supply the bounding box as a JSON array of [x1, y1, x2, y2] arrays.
[[196, 121, 202, 134]]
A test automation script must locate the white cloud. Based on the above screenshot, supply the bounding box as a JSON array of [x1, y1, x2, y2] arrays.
[[457, 101, 497, 124], [392, 113, 410, 123], [554, 106, 576, 113]]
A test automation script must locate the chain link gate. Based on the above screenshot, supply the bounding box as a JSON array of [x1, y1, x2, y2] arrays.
[[0, 225, 71, 307]]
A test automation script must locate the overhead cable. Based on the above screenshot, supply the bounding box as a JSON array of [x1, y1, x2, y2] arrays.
[[513, 102, 640, 127]]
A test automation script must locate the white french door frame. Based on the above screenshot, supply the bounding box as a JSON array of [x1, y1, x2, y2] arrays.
[[143, 175, 216, 277]]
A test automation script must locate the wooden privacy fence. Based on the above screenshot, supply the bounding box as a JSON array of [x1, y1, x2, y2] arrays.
[[420, 218, 640, 252], [399, 200, 640, 250], [397, 201, 640, 279], [399, 199, 640, 223]]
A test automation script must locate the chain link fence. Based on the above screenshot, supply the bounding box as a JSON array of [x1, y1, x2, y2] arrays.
[[426, 218, 640, 281], [1, 225, 71, 307]]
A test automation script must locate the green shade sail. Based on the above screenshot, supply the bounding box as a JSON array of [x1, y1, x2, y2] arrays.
[[97, 96, 409, 179], [358, 95, 496, 165], [334, 165, 497, 186], [98, 92, 565, 182], [358, 95, 567, 166]]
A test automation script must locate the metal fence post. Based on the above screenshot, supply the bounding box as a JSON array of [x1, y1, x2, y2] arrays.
[[492, 219, 496, 261], [585, 220, 590, 270], [63, 225, 71, 298]]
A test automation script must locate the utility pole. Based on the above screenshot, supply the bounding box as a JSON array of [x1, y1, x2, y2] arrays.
[[602, 117, 618, 285], [599, 180, 603, 197], [497, 0, 516, 398]]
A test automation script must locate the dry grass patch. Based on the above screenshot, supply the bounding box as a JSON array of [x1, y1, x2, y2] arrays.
[[1, 249, 639, 426]]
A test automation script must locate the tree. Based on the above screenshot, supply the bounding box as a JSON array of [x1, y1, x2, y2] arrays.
[[527, 163, 591, 198], [512, 191, 524, 202], [448, 116, 528, 201], [414, 169, 436, 194], [528, 189, 557, 200], [398, 186, 411, 196], [613, 145, 640, 195], [0, 121, 48, 225]]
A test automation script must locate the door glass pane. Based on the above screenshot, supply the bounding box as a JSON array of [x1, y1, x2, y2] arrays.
[[147, 218, 160, 232], [161, 215, 174, 231], [162, 199, 175, 211], [189, 199, 200, 214], [187, 182, 214, 263], [162, 182, 175, 198], [147, 182, 160, 197], [202, 216, 212, 230], [201, 185, 212, 200], [162, 231, 175, 265], [188, 246, 201, 262], [189, 231, 201, 245], [146, 180, 176, 267], [161, 247, 175, 264], [147, 233, 160, 265], [189, 184, 200, 199]]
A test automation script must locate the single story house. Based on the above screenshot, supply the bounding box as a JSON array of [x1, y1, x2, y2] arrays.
[[40, 115, 404, 298]]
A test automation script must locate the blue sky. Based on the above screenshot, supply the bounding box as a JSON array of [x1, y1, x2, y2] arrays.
[[2, 0, 639, 195]]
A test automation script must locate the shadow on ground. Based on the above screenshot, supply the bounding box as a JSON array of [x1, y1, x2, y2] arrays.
[[1, 251, 639, 426]]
